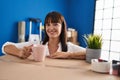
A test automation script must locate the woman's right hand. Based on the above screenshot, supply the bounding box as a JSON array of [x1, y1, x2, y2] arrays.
[[19, 45, 33, 59]]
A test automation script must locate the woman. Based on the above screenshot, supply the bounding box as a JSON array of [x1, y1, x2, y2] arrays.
[[2, 11, 86, 59]]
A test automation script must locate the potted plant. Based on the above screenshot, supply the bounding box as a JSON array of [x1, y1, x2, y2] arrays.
[[83, 34, 102, 63]]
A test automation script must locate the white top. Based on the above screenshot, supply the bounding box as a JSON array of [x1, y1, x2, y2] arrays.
[[2, 42, 85, 56]]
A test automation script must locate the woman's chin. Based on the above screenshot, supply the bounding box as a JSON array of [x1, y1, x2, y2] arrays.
[[49, 36, 59, 39]]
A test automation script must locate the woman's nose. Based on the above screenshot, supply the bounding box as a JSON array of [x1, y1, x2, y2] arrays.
[[49, 25, 55, 29]]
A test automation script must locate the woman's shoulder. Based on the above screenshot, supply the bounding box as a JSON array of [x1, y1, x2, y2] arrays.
[[67, 42, 85, 52], [67, 42, 79, 46]]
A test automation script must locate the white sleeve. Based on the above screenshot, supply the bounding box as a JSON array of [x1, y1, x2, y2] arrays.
[[2, 42, 33, 54], [67, 42, 85, 53]]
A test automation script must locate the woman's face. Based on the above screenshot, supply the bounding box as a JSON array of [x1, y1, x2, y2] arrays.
[[45, 23, 62, 39]]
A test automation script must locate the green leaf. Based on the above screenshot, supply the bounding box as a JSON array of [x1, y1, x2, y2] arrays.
[[83, 34, 102, 49]]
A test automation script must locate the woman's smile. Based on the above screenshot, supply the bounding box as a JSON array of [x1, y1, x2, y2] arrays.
[[47, 29, 59, 37], [48, 30, 57, 35]]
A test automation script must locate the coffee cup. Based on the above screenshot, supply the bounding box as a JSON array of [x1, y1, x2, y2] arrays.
[[31, 44, 46, 61]]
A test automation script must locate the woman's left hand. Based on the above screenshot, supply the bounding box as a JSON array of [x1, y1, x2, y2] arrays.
[[49, 52, 69, 59]]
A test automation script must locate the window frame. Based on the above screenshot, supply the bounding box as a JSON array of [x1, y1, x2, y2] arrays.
[[94, 0, 120, 61]]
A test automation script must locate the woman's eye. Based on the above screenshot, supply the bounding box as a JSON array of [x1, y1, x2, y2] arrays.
[[53, 23, 58, 26], [46, 24, 50, 26], [46, 23, 61, 27]]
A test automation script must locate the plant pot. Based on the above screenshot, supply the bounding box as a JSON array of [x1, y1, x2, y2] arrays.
[[86, 48, 101, 63]]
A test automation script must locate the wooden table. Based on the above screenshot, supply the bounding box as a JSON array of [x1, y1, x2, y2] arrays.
[[0, 55, 119, 80]]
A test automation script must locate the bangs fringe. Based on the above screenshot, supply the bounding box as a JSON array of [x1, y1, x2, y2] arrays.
[[45, 15, 62, 24]]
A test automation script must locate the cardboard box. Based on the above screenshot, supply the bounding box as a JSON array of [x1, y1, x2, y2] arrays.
[[67, 29, 79, 45]]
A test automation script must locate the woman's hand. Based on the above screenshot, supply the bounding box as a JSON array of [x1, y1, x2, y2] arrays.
[[19, 45, 33, 59], [49, 52, 69, 59]]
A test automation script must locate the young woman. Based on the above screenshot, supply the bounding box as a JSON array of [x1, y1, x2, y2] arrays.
[[2, 11, 86, 59]]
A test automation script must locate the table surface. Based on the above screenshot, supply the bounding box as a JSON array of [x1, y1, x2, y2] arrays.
[[0, 55, 119, 80]]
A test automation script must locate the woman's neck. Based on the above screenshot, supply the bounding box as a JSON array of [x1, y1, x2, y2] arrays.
[[48, 38, 60, 46], [48, 38, 60, 55]]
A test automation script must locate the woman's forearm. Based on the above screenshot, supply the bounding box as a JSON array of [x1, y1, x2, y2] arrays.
[[50, 50, 86, 60], [4, 45, 21, 57], [4, 45, 32, 59], [67, 52, 86, 60]]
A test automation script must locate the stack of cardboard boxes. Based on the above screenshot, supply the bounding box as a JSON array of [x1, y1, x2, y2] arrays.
[[67, 28, 79, 45]]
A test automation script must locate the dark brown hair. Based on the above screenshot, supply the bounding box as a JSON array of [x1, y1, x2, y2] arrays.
[[42, 11, 68, 52]]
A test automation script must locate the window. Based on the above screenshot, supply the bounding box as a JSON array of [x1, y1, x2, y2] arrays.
[[94, 0, 120, 61]]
